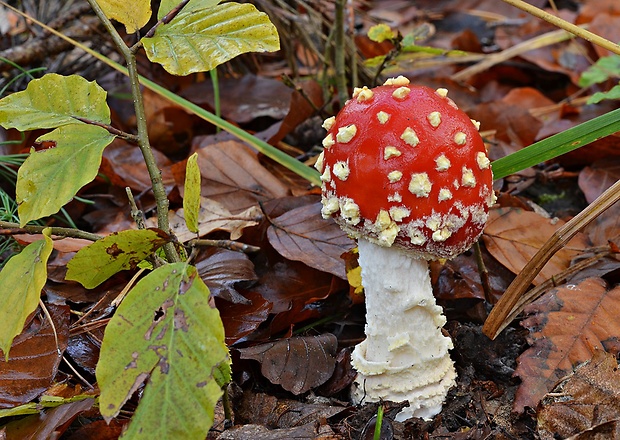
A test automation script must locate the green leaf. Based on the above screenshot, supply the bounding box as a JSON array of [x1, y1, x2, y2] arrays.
[[0, 74, 110, 131], [587, 84, 620, 104], [0, 228, 53, 359], [183, 152, 201, 234], [491, 107, 620, 180], [578, 54, 620, 87], [142, 2, 280, 75], [368, 24, 395, 43], [16, 124, 115, 226], [97, 263, 231, 439], [66, 229, 169, 289], [158, 0, 221, 19], [98, 0, 151, 34]]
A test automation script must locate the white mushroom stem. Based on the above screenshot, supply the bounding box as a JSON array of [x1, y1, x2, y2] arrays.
[[350, 238, 457, 421]]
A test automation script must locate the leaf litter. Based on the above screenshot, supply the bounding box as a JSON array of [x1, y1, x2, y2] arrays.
[[3, 0, 620, 439]]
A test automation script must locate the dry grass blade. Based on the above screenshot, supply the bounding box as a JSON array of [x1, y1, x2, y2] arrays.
[[483, 178, 620, 340]]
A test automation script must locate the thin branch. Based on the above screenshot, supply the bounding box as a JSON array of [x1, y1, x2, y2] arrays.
[[0, 221, 101, 241], [86, 0, 180, 263], [187, 238, 260, 254], [132, 0, 190, 52], [73, 116, 139, 143]]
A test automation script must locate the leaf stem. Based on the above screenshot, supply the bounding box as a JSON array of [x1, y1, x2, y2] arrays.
[[86, 0, 180, 262]]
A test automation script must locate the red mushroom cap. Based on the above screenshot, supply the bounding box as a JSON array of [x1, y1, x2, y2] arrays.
[[317, 76, 495, 259]]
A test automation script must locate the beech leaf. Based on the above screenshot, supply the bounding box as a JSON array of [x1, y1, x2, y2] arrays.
[[483, 207, 590, 285], [537, 350, 620, 439], [0, 74, 110, 130], [267, 203, 355, 279], [513, 277, 620, 413], [183, 152, 201, 234], [66, 229, 169, 289], [143, 2, 280, 75], [238, 334, 337, 395], [98, 0, 151, 34], [17, 124, 115, 226], [0, 228, 53, 358], [97, 263, 230, 439]]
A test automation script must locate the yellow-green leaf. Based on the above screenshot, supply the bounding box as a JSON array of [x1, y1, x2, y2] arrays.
[[16, 124, 115, 226], [66, 229, 169, 289], [98, 0, 151, 34], [368, 24, 395, 43], [183, 152, 201, 234], [158, 0, 221, 19], [97, 263, 230, 439], [0, 228, 53, 359], [0, 74, 110, 131], [143, 2, 280, 75]]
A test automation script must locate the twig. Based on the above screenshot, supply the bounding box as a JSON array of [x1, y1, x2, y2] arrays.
[[86, 0, 180, 263], [73, 117, 139, 143], [187, 238, 260, 254], [126, 187, 146, 229], [0, 221, 101, 241], [135, 0, 190, 48]]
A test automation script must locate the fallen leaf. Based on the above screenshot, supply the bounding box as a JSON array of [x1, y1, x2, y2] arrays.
[[173, 140, 290, 213], [234, 390, 345, 428], [267, 202, 355, 279], [166, 197, 262, 242], [238, 334, 338, 395], [2, 397, 94, 440], [537, 350, 620, 439], [483, 207, 590, 285], [578, 158, 620, 204], [0, 304, 70, 408], [100, 140, 173, 194], [218, 291, 272, 345], [180, 74, 293, 124], [195, 248, 258, 304], [513, 277, 620, 412]]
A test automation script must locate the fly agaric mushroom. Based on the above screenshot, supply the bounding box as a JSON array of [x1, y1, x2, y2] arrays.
[[316, 76, 495, 420]]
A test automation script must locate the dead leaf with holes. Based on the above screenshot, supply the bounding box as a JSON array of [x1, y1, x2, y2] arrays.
[[537, 350, 620, 439], [483, 207, 590, 285], [238, 334, 338, 395], [513, 277, 620, 413]]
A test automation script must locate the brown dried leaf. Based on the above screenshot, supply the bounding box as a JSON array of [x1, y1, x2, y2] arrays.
[[101, 140, 173, 194], [194, 248, 258, 304], [267, 202, 355, 279], [219, 291, 272, 345], [483, 208, 590, 285], [174, 140, 290, 213], [235, 390, 345, 429], [513, 278, 620, 412], [2, 397, 94, 440], [538, 350, 620, 439], [166, 197, 262, 242], [0, 304, 70, 408], [238, 334, 338, 395], [180, 74, 293, 124], [578, 159, 620, 204]]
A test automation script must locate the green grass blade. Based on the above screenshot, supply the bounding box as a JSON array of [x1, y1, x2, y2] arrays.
[[491, 107, 620, 180]]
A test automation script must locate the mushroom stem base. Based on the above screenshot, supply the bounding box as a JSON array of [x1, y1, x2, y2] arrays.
[[350, 238, 456, 421]]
